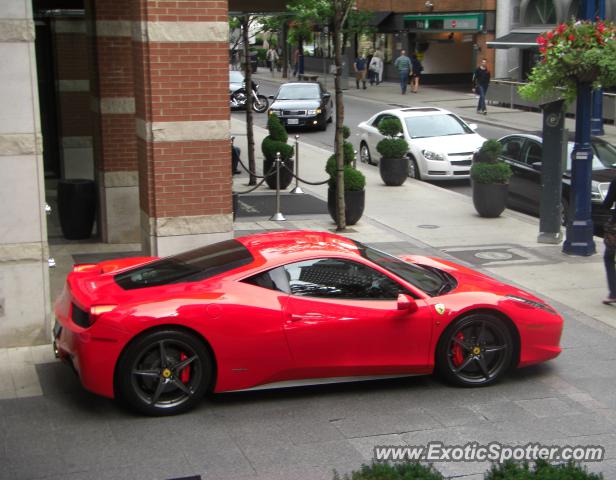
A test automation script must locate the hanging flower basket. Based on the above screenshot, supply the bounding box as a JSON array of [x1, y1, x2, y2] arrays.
[[519, 20, 616, 104]]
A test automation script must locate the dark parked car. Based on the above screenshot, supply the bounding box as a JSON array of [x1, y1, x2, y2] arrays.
[[498, 133, 616, 227], [268, 82, 333, 130]]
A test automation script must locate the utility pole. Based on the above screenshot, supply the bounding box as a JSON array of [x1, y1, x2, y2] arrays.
[[563, 0, 598, 255], [591, 0, 606, 135]]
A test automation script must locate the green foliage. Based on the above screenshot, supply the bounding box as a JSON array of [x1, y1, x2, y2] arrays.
[[485, 460, 603, 479], [470, 161, 512, 184], [519, 20, 616, 104], [332, 461, 444, 480], [253, 47, 267, 62], [326, 159, 366, 191], [377, 138, 408, 159], [377, 117, 403, 137], [376, 117, 408, 159], [262, 114, 293, 161], [342, 125, 351, 139], [266, 114, 288, 141], [474, 139, 503, 163]]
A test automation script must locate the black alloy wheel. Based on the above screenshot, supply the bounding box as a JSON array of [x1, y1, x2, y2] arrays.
[[117, 329, 212, 415], [436, 314, 513, 387]]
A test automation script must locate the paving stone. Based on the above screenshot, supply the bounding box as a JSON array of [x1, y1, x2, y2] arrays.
[[470, 399, 535, 422], [515, 396, 580, 418], [330, 408, 441, 438], [347, 433, 408, 461], [423, 406, 486, 428]]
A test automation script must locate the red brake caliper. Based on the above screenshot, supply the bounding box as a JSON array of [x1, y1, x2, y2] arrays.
[[180, 352, 190, 383], [452, 332, 465, 367]]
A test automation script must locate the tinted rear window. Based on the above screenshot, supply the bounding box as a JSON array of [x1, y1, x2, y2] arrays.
[[114, 239, 253, 290]]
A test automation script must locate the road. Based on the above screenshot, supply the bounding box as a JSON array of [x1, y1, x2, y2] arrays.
[[233, 77, 515, 197]]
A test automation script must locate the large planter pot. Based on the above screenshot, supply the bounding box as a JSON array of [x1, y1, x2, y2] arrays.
[[379, 157, 408, 186], [472, 181, 508, 218], [327, 188, 365, 226], [57, 179, 97, 240], [264, 157, 294, 190]]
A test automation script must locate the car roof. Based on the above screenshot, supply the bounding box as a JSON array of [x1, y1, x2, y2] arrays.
[[280, 82, 321, 87], [501, 132, 612, 145], [236, 230, 360, 264], [374, 107, 453, 118]]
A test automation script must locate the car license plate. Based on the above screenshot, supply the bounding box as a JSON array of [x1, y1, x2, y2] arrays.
[[287, 119, 299, 125]]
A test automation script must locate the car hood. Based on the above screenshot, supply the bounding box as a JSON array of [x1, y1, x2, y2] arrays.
[[411, 133, 485, 155], [271, 99, 321, 110], [230, 82, 243, 92]]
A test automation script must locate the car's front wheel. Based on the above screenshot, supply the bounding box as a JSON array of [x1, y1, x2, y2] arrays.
[[359, 142, 372, 165], [408, 155, 421, 180], [436, 313, 513, 387], [116, 329, 212, 416]]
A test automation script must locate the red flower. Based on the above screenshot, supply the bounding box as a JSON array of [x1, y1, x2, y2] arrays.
[[539, 46, 547, 54], [547, 31, 554, 39], [598, 23, 605, 33], [536, 35, 547, 45], [556, 23, 566, 34], [568, 34, 575, 41]]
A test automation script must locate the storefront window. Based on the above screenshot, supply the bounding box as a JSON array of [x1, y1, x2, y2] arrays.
[[524, 0, 556, 25]]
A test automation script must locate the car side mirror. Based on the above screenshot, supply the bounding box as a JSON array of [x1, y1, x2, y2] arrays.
[[323, 93, 331, 99], [397, 294, 418, 313], [268, 95, 275, 100], [469, 123, 478, 130]]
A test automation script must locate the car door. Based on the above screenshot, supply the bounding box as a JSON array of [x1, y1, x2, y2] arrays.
[[365, 114, 394, 157], [500, 136, 530, 210], [281, 257, 434, 378], [514, 139, 544, 214]]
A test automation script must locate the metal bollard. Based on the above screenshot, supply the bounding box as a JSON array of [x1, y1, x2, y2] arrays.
[[290, 134, 304, 194], [269, 151, 286, 221], [353, 150, 358, 169]]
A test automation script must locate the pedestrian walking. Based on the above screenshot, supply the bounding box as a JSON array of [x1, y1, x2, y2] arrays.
[[373, 49, 384, 84], [366, 51, 374, 85], [410, 53, 423, 93], [369, 52, 383, 86], [473, 58, 491, 114], [394, 50, 412, 94], [602, 178, 616, 305], [354, 52, 368, 89], [266, 46, 279, 76]]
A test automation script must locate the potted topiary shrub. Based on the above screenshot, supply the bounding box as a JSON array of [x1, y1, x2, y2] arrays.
[[376, 117, 409, 186], [325, 126, 366, 225], [261, 114, 294, 190], [470, 139, 512, 218]]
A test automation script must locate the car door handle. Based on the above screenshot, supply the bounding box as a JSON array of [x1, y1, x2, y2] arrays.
[[289, 313, 326, 322]]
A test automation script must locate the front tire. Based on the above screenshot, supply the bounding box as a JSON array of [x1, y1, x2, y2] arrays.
[[359, 142, 372, 165], [408, 155, 421, 180], [252, 95, 269, 113], [116, 329, 212, 416], [435, 314, 513, 387]]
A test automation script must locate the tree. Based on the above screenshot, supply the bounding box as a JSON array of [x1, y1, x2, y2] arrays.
[[287, 0, 356, 230], [240, 15, 257, 185]]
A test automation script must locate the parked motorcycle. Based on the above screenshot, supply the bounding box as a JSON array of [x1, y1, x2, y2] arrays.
[[230, 81, 269, 113]]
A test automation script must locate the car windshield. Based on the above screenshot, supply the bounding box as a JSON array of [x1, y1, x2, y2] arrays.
[[566, 142, 616, 171], [229, 71, 244, 83], [114, 239, 253, 290], [404, 114, 472, 139], [277, 84, 320, 100], [353, 241, 454, 296]]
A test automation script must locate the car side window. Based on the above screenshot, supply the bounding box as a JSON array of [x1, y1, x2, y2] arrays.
[[242, 267, 290, 293], [282, 258, 406, 300], [524, 141, 542, 166], [371, 114, 386, 128], [501, 138, 524, 162]]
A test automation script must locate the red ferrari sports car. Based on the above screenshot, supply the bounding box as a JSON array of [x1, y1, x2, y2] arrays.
[[53, 230, 563, 415]]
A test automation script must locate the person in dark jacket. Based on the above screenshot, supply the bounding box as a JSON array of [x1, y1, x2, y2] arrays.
[[409, 53, 423, 93], [602, 179, 616, 304], [472, 58, 491, 115]]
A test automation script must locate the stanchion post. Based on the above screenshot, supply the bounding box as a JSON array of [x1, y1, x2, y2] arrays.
[[291, 134, 304, 194], [269, 151, 286, 221], [353, 150, 357, 169]]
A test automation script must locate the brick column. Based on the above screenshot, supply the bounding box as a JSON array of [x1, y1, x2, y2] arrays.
[[52, 17, 93, 179], [132, 0, 232, 256], [87, 0, 140, 243], [0, 2, 50, 346]]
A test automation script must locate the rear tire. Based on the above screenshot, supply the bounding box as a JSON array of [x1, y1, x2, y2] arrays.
[[116, 329, 212, 416]]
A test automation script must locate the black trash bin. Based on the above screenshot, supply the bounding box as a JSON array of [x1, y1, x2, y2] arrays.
[[57, 179, 96, 240]]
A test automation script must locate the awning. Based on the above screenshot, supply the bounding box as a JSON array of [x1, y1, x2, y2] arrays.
[[368, 12, 392, 27], [487, 32, 540, 49]]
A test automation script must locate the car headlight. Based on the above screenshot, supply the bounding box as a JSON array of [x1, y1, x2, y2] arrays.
[[268, 109, 279, 116], [307, 108, 322, 115], [422, 150, 446, 161], [505, 295, 558, 315], [591, 181, 607, 202]]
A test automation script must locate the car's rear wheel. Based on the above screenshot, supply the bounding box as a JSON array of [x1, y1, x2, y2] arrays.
[[408, 155, 421, 180], [359, 142, 372, 165], [436, 313, 513, 387], [116, 329, 212, 416]]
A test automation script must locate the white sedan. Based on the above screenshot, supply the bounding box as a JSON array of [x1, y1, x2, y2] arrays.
[[357, 107, 486, 180]]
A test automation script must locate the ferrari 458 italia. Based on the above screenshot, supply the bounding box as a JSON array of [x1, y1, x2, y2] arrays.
[[53, 230, 563, 415]]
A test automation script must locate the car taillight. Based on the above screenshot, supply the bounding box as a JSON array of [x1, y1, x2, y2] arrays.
[[89, 305, 117, 324], [73, 264, 99, 273]]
